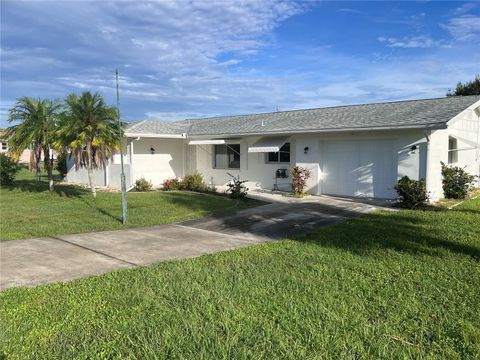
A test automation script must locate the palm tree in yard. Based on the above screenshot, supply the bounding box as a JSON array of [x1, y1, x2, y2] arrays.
[[57, 91, 121, 198], [7, 97, 61, 191]]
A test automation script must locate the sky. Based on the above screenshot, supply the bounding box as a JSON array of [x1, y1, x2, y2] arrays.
[[1, 1, 479, 125]]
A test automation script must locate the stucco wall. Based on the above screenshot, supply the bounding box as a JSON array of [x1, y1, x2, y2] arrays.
[[66, 156, 107, 187], [426, 105, 480, 201], [448, 107, 480, 186], [108, 164, 132, 189], [194, 137, 295, 191], [129, 138, 184, 187], [295, 131, 428, 197], [193, 131, 427, 198]]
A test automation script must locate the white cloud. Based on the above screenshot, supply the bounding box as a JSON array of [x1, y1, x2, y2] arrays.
[[337, 8, 365, 15], [441, 15, 480, 41], [452, 2, 479, 15], [1, 1, 479, 123], [378, 35, 448, 49]]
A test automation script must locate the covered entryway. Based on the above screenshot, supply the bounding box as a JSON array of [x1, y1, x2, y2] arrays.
[[320, 139, 398, 199]]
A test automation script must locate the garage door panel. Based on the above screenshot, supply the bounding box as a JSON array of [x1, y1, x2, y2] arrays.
[[321, 139, 397, 199]]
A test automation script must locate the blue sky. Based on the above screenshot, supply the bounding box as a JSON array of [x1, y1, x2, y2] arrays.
[[1, 1, 479, 125]]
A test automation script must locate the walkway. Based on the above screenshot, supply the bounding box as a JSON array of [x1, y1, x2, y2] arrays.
[[0, 193, 387, 290]]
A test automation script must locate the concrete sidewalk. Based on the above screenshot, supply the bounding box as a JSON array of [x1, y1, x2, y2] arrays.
[[1, 194, 384, 290]]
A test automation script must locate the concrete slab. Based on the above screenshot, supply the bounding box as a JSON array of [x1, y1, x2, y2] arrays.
[[0, 237, 131, 290], [0, 195, 386, 291], [181, 200, 379, 239]]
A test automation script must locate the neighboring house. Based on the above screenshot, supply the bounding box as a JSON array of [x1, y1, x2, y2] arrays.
[[0, 129, 32, 163], [66, 96, 480, 201]]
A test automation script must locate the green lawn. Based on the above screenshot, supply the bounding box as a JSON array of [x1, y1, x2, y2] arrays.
[[0, 167, 261, 240], [1, 195, 479, 358]]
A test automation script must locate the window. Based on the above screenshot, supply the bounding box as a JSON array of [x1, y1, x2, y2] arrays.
[[1, 142, 7, 151], [214, 144, 240, 169], [267, 142, 290, 163], [448, 137, 458, 164]]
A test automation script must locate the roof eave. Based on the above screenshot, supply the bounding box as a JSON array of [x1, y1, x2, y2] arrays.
[[125, 132, 186, 139], [187, 123, 447, 138]]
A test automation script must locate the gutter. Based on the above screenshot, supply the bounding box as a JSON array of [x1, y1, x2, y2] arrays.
[[185, 123, 448, 139], [125, 132, 186, 138]]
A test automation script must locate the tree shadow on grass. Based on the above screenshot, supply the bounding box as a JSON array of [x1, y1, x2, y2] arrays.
[[159, 191, 263, 214], [3, 178, 89, 198], [296, 209, 480, 261]]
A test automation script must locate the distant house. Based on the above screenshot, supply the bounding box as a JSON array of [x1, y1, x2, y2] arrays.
[[66, 96, 480, 201], [0, 129, 32, 163]]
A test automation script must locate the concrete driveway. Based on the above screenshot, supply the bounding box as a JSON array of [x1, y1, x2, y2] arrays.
[[0, 193, 386, 290]]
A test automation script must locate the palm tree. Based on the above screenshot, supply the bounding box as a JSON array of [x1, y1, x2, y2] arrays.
[[7, 98, 60, 191], [57, 91, 121, 198]]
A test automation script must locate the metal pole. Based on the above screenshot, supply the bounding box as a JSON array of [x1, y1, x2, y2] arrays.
[[116, 69, 128, 224]]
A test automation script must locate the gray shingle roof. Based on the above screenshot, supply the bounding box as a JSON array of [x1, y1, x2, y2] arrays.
[[127, 96, 480, 137], [126, 119, 189, 135]]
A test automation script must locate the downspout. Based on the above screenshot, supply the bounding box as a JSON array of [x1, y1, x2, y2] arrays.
[[424, 130, 432, 201], [476, 107, 480, 187], [127, 137, 139, 191]]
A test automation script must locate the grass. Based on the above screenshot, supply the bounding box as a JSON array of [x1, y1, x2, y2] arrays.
[[1, 195, 479, 358], [0, 167, 262, 240], [436, 188, 480, 209]]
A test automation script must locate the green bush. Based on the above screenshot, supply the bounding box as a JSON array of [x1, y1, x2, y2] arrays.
[[226, 173, 248, 199], [162, 178, 181, 191], [181, 173, 206, 191], [394, 176, 428, 209], [441, 162, 475, 199], [135, 177, 153, 192], [55, 152, 68, 178], [0, 153, 19, 186]]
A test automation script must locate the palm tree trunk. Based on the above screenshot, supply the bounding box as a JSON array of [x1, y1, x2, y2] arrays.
[[47, 164, 54, 191], [44, 146, 54, 192], [86, 144, 96, 198], [35, 146, 42, 182], [87, 164, 96, 198]]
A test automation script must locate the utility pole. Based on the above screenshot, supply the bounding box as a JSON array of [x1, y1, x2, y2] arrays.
[[116, 69, 128, 224]]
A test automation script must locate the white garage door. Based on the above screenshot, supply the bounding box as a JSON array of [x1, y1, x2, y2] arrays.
[[321, 139, 398, 199]]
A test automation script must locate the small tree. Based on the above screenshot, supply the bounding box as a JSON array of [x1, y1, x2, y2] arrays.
[[7, 97, 60, 191], [291, 166, 311, 195], [446, 75, 480, 96], [0, 153, 20, 186], [57, 92, 121, 198], [441, 162, 475, 199], [55, 151, 68, 179], [226, 173, 248, 199]]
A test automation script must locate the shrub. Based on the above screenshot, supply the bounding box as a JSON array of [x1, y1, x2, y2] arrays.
[[394, 176, 428, 209], [291, 166, 311, 195], [226, 173, 248, 199], [0, 153, 19, 186], [162, 178, 181, 191], [181, 172, 206, 191], [135, 177, 153, 192], [55, 151, 68, 178], [441, 162, 475, 199]]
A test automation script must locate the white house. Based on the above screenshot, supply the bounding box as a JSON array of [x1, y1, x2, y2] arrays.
[[66, 96, 480, 201]]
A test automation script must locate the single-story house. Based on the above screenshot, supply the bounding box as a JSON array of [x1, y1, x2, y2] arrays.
[[0, 129, 35, 164], [66, 95, 480, 201]]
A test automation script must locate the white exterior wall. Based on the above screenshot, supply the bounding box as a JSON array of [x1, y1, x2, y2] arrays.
[[295, 131, 428, 197], [128, 137, 184, 187], [194, 137, 295, 191], [426, 104, 480, 200], [192, 130, 428, 198], [447, 105, 480, 187]]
